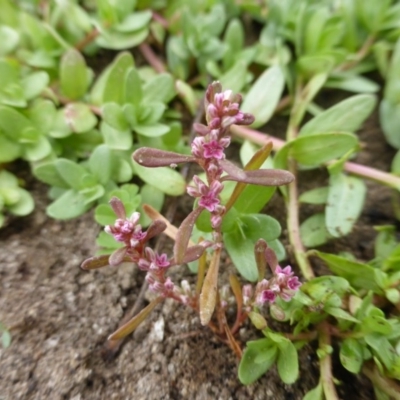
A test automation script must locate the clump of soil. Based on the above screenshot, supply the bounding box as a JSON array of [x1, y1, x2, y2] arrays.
[[0, 102, 392, 399]]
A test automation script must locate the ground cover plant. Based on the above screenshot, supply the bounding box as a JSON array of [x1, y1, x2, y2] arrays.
[[1, 0, 400, 399]]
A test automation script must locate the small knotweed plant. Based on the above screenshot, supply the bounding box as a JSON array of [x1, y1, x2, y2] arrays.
[[82, 82, 300, 353]]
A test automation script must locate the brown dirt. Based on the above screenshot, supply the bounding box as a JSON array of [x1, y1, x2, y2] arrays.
[[0, 97, 394, 399]]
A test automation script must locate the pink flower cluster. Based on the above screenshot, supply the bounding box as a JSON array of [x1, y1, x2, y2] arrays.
[[104, 198, 175, 296], [104, 197, 209, 301], [187, 82, 254, 229], [243, 265, 302, 307]]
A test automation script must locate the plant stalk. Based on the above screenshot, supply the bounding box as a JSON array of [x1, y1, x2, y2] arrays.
[[318, 321, 339, 400], [231, 125, 400, 191]]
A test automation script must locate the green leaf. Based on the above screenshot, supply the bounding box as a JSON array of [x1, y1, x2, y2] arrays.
[[380, 99, 400, 149], [80, 184, 105, 204], [0, 135, 20, 162], [60, 49, 89, 100], [219, 60, 248, 94], [300, 94, 376, 136], [96, 28, 148, 50], [124, 67, 142, 106], [223, 18, 244, 69], [313, 251, 385, 293], [238, 339, 277, 385], [326, 173, 366, 238], [95, 203, 117, 226], [139, 103, 166, 125], [88, 145, 112, 185], [8, 188, 34, 216], [277, 340, 299, 384], [29, 99, 56, 133], [1, 330, 11, 348], [224, 214, 281, 281], [0, 105, 35, 139], [233, 184, 275, 214], [325, 74, 379, 94], [325, 307, 359, 323], [383, 38, 400, 104], [33, 162, 69, 188], [302, 276, 350, 301], [365, 334, 394, 370], [114, 11, 152, 32], [100, 121, 132, 150], [47, 189, 90, 219], [300, 213, 333, 247], [303, 382, 323, 400], [64, 103, 97, 133], [142, 73, 176, 104], [290, 132, 359, 167], [139, 184, 165, 227], [21, 71, 49, 100], [23, 136, 52, 161], [54, 159, 89, 190], [0, 25, 19, 56], [241, 65, 285, 128], [132, 160, 185, 196], [134, 123, 170, 137], [103, 52, 134, 104], [340, 338, 364, 374], [299, 187, 329, 204], [102, 102, 129, 131]]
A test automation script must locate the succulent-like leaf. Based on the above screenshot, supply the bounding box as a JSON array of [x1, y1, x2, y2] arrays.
[[81, 254, 111, 270], [145, 220, 167, 240], [108, 297, 163, 341], [109, 246, 128, 266], [133, 147, 195, 167], [254, 239, 267, 282], [222, 169, 294, 186], [199, 247, 221, 325], [60, 49, 89, 100], [174, 207, 204, 264]]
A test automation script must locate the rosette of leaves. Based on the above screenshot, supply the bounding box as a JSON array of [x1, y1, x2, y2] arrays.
[[205, 18, 256, 94], [166, 3, 227, 80], [90, 52, 178, 151], [0, 170, 34, 227], [32, 144, 132, 219], [93, 0, 152, 50], [258, 0, 393, 93], [33, 142, 186, 220]]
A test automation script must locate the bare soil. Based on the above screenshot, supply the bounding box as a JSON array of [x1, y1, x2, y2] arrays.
[[0, 98, 395, 399]]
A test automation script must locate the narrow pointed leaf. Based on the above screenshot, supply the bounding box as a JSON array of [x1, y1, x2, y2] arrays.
[[133, 147, 195, 167], [142, 204, 180, 241], [108, 297, 163, 341], [254, 239, 267, 281], [200, 247, 221, 325], [194, 248, 207, 295], [81, 254, 111, 270], [174, 207, 204, 264], [170, 245, 206, 265], [109, 246, 128, 266], [219, 159, 246, 180], [229, 274, 243, 311], [145, 220, 167, 240], [222, 169, 294, 186]]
